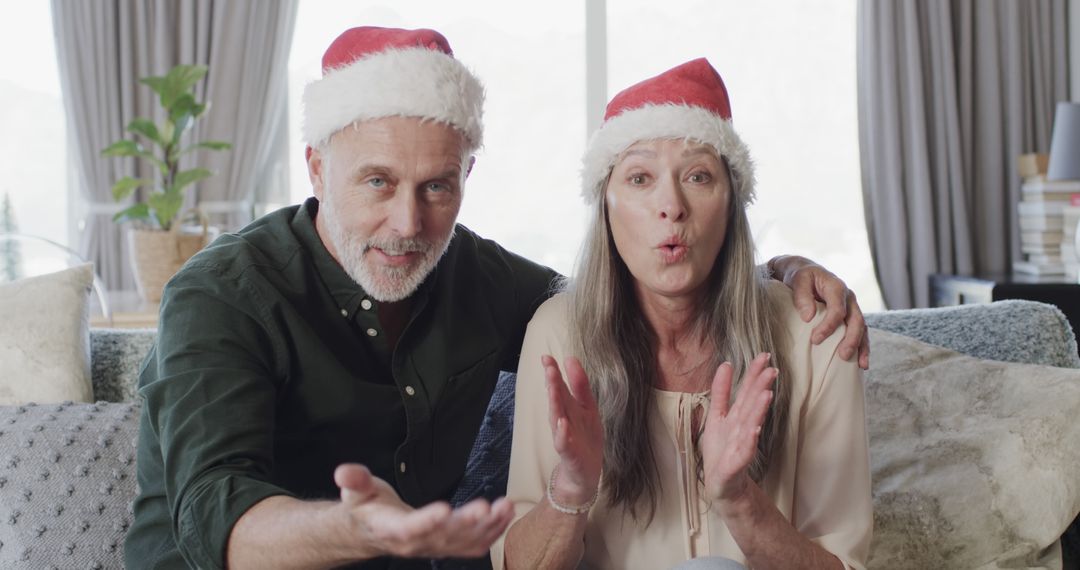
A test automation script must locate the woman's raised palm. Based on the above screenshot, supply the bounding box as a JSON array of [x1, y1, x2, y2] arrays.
[[700, 353, 778, 504], [541, 355, 604, 505]]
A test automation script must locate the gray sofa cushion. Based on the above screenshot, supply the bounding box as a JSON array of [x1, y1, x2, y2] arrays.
[[865, 300, 1080, 369], [0, 402, 139, 569], [90, 330, 155, 403]]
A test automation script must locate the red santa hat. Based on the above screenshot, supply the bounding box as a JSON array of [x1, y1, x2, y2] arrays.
[[302, 26, 484, 150], [582, 58, 755, 204]]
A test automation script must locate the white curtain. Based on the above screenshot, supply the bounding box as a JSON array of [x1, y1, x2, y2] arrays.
[[857, 0, 1069, 308], [51, 0, 297, 291]]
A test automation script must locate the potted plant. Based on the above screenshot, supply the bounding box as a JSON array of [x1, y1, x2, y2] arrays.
[[101, 64, 230, 302]]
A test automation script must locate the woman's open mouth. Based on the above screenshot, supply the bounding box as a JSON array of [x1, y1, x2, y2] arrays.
[[657, 237, 689, 264]]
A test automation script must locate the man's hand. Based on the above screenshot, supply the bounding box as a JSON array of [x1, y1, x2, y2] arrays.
[[335, 464, 514, 559], [767, 255, 870, 370]]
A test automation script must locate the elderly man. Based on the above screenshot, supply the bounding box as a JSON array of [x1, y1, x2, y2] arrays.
[[125, 26, 869, 570]]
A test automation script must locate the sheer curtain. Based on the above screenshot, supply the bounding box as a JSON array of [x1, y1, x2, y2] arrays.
[[52, 0, 297, 291], [192, 1, 297, 229], [857, 0, 1068, 309]]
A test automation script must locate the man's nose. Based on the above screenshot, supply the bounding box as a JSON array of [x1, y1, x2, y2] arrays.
[[388, 190, 422, 237], [657, 174, 688, 222]]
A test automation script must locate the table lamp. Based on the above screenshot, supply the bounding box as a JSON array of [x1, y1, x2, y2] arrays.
[[1047, 101, 1080, 181], [1047, 102, 1080, 282]]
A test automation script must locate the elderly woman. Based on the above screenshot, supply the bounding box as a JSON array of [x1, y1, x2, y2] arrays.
[[490, 59, 872, 569]]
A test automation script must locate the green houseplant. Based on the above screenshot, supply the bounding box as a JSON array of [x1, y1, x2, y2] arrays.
[[101, 64, 230, 302]]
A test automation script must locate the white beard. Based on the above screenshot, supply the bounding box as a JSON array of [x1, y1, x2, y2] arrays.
[[320, 200, 455, 303]]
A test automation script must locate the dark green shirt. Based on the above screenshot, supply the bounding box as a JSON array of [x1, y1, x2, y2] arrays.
[[125, 198, 559, 569]]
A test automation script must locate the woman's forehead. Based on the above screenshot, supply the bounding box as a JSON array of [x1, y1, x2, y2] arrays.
[[618, 138, 721, 161]]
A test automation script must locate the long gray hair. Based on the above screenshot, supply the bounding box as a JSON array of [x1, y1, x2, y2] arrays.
[[567, 155, 791, 521]]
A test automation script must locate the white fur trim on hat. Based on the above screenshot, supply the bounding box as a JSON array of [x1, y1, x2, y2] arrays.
[[302, 47, 485, 149], [581, 104, 755, 205]]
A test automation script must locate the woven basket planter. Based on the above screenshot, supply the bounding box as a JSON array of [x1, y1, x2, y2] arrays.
[[127, 226, 210, 303]]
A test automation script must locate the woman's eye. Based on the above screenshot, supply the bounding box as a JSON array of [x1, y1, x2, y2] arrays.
[[629, 174, 648, 185], [688, 172, 712, 184]]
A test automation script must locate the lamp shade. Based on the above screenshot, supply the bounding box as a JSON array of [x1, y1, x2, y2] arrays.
[[1047, 101, 1080, 181]]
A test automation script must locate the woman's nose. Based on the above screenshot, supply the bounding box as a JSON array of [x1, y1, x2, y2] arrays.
[[657, 176, 688, 222]]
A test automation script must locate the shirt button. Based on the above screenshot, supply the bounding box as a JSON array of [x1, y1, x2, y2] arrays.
[[366, 328, 378, 337], [360, 299, 373, 310], [340, 308, 348, 318], [405, 386, 416, 396], [399, 462, 407, 473]]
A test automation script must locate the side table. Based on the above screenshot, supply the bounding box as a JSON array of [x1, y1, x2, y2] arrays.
[[90, 290, 159, 329], [929, 273, 1080, 357]]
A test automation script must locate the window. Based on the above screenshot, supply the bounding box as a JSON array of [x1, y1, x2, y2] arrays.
[[0, 2, 71, 273], [288, 1, 883, 309], [608, 0, 882, 310]]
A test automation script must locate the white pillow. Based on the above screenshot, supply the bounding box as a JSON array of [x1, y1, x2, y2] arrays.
[[0, 264, 94, 404], [866, 328, 1080, 569]]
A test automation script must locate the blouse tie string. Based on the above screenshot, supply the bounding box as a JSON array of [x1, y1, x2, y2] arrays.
[[675, 391, 711, 548]]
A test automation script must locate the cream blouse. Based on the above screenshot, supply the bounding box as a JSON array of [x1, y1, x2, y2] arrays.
[[490, 283, 872, 569]]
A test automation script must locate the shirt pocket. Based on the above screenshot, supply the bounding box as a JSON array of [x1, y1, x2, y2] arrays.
[[427, 348, 504, 475]]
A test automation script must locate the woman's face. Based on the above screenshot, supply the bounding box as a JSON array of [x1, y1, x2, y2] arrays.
[[606, 138, 731, 301]]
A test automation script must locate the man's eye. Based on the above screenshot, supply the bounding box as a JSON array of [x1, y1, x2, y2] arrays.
[[426, 182, 449, 193], [367, 177, 386, 188]]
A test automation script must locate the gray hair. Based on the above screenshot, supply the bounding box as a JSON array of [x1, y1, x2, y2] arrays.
[[566, 160, 791, 521]]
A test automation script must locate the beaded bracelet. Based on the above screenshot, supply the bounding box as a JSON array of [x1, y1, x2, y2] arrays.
[[546, 463, 599, 515]]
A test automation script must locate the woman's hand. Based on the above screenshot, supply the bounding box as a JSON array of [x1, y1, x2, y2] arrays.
[[700, 353, 778, 506], [541, 354, 604, 507]]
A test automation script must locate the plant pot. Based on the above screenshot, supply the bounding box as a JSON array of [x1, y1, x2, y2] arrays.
[[127, 225, 214, 303]]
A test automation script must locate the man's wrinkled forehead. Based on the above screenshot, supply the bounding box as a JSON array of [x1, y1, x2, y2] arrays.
[[322, 117, 473, 175]]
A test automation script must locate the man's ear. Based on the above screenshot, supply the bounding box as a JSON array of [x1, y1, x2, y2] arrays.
[[465, 155, 476, 179], [307, 145, 325, 200]]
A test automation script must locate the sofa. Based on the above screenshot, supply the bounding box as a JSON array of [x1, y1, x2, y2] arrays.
[[0, 300, 1077, 569]]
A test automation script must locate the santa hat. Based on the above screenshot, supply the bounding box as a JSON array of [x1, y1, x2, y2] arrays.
[[582, 58, 755, 204], [302, 26, 484, 150]]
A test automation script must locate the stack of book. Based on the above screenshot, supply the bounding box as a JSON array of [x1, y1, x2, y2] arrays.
[[1063, 196, 1080, 281], [1014, 154, 1080, 277]]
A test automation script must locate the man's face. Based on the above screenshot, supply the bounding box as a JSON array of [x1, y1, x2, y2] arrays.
[[308, 116, 470, 302]]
